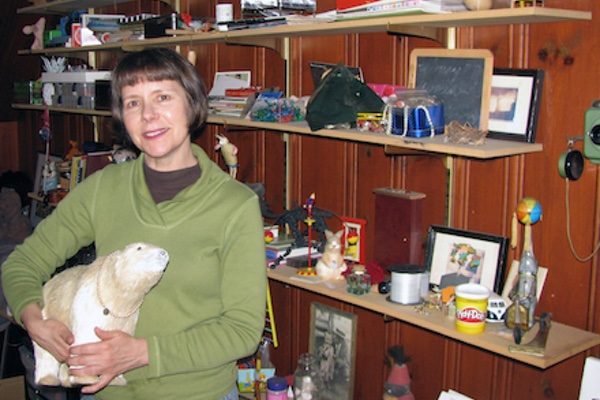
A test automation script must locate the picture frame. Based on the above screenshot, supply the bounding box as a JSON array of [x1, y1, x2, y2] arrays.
[[30, 152, 62, 226], [309, 62, 364, 89], [425, 225, 509, 293], [409, 48, 494, 130], [340, 216, 366, 264], [487, 68, 544, 143], [501, 260, 548, 303], [309, 302, 357, 400]]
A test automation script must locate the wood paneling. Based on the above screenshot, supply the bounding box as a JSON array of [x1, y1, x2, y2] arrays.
[[5, 0, 600, 397]]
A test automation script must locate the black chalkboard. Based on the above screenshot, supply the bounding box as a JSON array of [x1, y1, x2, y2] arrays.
[[409, 49, 493, 130]]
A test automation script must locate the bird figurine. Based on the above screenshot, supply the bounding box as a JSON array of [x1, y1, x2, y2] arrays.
[[383, 346, 415, 400], [215, 134, 239, 179]]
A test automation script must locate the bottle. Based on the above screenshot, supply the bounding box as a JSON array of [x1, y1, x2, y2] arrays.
[[293, 353, 322, 400], [266, 376, 288, 400], [516, 224, 538, 330]]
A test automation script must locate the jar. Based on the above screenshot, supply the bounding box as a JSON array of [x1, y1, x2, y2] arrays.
[[267, 376, 288, 400], [346, 266, 371, 295], [293, 353, 322, 400], [463, 0, 493, 10]]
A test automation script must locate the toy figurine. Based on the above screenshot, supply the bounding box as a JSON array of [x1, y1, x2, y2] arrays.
[[505, 197, 543, 344], [22, 17, 46, 50], [298, 193, 318, 276], [315, 229, 347, 280], [215, 134, 239, 179], [383, 346, 414, 400]]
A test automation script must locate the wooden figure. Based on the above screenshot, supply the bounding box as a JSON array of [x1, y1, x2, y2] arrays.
[[215, 133, 238, 179], [22, 17, 46, 50]]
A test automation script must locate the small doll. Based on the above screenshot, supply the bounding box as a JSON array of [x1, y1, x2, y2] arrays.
[[315, 229, 347, 280]]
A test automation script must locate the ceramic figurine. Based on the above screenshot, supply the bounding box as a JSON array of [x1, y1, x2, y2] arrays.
[[383, 346, 414, 400], [315, 229, 347, 280], [22, 17, 46, 50], [215, 133, 239, 179]]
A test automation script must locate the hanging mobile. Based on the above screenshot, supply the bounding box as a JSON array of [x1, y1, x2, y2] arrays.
[[39, 108, 58, 194]]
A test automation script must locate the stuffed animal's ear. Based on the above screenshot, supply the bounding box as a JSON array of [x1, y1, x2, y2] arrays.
[[325, 230, 333, 240], [335, 230, 344, 240]]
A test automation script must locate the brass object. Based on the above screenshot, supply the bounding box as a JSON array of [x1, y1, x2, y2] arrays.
[[508, 313, 552, 356]]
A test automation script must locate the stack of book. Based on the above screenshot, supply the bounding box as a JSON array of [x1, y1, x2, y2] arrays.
[[336, 0, 467, 19], [208, 88, 258, 118], [266, 236, 322, 268]]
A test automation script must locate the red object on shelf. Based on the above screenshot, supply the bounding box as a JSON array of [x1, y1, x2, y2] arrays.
[[336, 0, 377, 10], [225, 87, 261, 97]]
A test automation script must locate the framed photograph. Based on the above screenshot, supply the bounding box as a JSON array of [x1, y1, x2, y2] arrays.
[[340, 217, 366, 264], [487, 68, 544, 143], [425, 225, 509, 293], [309, 302, 357, 400]]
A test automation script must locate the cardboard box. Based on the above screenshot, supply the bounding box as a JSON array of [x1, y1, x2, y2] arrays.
[[0, 376, 26, 400], [237, 368, 275, 393], [41, 71, 112, 83]]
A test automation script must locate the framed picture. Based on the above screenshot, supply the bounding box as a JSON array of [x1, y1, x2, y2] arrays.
[[309, 302, 357, 400], [425, 225, 509, 293], [30, 153, 62, 226], [487, 68, 544, 143], [501, 260, 548, 303], [340, 217, 366, 264]]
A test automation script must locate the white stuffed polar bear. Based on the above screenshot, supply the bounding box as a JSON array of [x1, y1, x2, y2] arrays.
[[34, 242, 169, 388]]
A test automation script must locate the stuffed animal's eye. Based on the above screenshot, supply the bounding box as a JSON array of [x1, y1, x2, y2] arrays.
[[137, 246, 142, 251]]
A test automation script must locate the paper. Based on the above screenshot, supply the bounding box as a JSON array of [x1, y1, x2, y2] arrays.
[[208, 71, 251, 97], [438, 389, 474, 400]]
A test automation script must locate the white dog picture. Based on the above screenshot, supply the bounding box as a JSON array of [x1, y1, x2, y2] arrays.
[[34, 242, 169, 387]]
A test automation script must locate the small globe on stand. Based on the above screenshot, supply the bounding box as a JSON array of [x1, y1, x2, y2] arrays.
[[516, 197, 542, 225]]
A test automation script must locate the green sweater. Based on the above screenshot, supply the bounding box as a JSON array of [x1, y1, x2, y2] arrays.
[[1, 144, 267, 399]]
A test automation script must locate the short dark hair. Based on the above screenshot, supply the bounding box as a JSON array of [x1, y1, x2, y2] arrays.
[[111, 48, 208, 143]]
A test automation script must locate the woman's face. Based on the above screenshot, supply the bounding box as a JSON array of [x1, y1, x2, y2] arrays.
[[121, 79, 196, 171]]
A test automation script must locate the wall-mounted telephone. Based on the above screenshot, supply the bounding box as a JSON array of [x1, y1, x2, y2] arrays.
[[584, 100, 600, 163]]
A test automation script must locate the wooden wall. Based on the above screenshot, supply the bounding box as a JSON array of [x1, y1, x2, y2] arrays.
[[2, 0, 600, 397]]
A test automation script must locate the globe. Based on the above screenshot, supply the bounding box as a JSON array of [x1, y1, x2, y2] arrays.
[[516, 197, 542, 225]]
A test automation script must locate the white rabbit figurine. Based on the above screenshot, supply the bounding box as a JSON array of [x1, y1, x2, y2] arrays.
[[316, 230, 348, 280]]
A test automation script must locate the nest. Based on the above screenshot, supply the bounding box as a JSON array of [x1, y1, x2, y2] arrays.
[[444, 121, 487, 145]]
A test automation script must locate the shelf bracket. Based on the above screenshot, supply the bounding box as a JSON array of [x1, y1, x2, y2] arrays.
[[383, 144, 441, 157], [387, 25, 445, 43], [224, 37, 285, 57]]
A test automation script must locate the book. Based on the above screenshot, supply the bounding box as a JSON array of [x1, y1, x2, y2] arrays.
[[69, 156, 87, 190], [266, 244, 311, 260], [216, 16, 287, 32]]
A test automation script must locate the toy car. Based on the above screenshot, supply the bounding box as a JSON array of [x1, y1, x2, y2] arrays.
[[487, 293, 508, 322]]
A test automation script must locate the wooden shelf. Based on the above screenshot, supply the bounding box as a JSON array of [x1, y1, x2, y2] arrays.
[[12, 103, 111, 117], [10, 105, 542, 158], [207, 115, 542, 159], [18, 7, 591, 55], [17, 0, 174, 15], [268, 265, 600, 369]]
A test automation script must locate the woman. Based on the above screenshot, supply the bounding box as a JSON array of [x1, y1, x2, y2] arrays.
[[1, 48, 266, 399]]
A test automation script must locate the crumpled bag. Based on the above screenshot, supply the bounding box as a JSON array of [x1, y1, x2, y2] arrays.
[[306, 64, 384, 131]]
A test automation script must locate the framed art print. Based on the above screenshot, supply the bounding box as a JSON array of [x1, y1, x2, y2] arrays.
[[487, 68, 544, 143], [425, 225, 509, 293], [340, 216, 366, 264]]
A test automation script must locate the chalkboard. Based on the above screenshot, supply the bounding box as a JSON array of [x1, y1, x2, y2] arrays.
[[408, 49, 494, 130]]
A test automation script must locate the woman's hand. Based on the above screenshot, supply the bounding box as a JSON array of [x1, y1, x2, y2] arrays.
[[68, 327, 149, 394], [21, 303, 74, 362]]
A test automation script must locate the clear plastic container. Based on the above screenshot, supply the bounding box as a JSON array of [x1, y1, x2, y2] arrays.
[[293, 353, 322, 400]]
